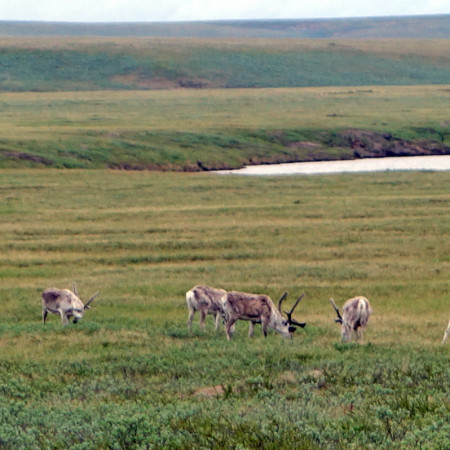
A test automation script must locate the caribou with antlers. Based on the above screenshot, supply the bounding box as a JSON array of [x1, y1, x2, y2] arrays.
[[330, 296, 372, 342], [42, 282, 100, 325], [222, 291, 306, 340]]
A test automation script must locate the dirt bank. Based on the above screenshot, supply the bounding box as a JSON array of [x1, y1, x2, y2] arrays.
[[336, 129, 450, 159], [2, 129, 449, 171]]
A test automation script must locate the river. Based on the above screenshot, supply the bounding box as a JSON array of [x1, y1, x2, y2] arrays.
[[216, 155, 450, 176]]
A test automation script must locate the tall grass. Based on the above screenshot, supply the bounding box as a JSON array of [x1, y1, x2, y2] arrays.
[[0, 169, 448, 447]]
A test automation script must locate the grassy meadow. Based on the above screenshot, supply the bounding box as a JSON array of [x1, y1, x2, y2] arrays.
[[0, 169, 449, 448], [1, 84, 449, 169]]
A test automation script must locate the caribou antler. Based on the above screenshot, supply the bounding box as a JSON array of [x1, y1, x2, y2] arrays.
[[284, 293, 307, 328], [84, 291, 100, 310], [329, 298, 343, 324], [277, 292, 288, 314]]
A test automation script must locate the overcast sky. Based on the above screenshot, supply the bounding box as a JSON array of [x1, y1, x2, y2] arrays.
[[1, 0, 449, 23]]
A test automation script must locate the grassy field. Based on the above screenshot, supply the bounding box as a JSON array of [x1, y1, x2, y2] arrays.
[[1, 85, 449, 169], [0, 169, 448, 448]]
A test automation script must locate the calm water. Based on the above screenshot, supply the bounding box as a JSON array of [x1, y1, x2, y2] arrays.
[[216, 155, 450, 176]]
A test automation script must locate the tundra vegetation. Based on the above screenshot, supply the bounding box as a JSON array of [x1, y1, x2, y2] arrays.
[[0, 85, 449, 171], [0, 169, 448, 448], [0, 21, 449, 448], [0, 36, 449, 170]]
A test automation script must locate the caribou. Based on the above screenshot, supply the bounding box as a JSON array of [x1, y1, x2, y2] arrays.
[[186, 285, 228, 332], [330, 296, 372, 342], [222, 291, 306, 340], [442, 319, 450, 344], [42, 282, 99, 325]]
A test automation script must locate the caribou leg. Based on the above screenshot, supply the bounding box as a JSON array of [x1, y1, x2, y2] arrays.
[[187, 308, 195, 332], [60, 311, 69, 325], [199, 309, 207, 330], [225, 319, 237, 340]]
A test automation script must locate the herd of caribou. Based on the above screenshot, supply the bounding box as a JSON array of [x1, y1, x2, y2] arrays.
[[186, 285, 372, 342], [41, 283, 450, 344]]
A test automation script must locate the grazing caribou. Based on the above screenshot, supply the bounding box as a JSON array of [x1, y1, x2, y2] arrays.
[[222, 291, 306, 340], [42, 282, 99, 325], [330, 296, 372, 342], [442, 319, 450, 344], [186, 285, 227, 332]]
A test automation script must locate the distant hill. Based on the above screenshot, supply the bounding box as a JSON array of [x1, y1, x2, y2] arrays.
[[0, 15, 449, 39], [0, 15, 449, 93], [0, 37, 449, 92]]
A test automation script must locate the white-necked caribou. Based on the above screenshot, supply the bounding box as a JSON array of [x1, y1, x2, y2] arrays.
[[330, 296, 372, 342], [42, 282, 99, 325]]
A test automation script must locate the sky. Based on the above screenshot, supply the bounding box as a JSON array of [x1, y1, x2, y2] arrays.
[[0, 0, 449, 23]]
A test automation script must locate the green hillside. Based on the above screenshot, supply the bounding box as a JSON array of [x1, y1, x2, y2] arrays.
[[0, 38, 449, 92]]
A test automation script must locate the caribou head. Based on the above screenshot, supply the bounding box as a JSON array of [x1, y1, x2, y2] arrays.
[[70, 282, 100, 321], [278, 292, 307, 334]]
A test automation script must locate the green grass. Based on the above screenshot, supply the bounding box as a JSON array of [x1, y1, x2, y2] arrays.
[[0, 169, 449, 448], [0, 85, 449, 169]]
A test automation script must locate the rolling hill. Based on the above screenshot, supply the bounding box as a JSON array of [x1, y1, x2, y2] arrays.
[[0, 15, 448, 169], [0, 15, 449, 92], [0, 15, 449, 38], [0, 37, 449, 92]]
